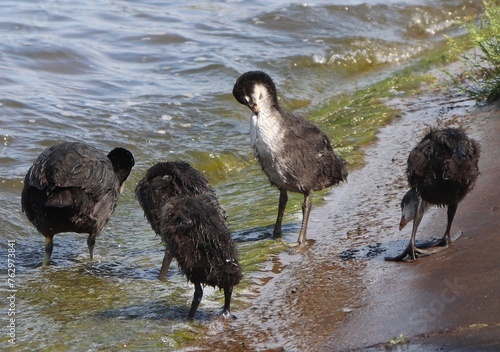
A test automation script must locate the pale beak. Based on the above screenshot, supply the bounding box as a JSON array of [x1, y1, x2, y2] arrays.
[[399, 216, 407, 231], [250, 104, 259, 113]]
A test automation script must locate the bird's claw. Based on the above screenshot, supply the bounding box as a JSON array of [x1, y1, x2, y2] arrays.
[[217, 309, 237, 320]]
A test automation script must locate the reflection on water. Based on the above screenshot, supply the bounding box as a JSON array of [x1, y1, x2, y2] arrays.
[[0, 0, 484, 350]]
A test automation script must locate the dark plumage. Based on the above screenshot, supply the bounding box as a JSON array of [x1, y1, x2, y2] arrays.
[[21, 142, 135, 266], [386, 127, 480, 261], [135, 161, 224, 281], [233, 71, 347, 248], [160, 194, 242, 319], [135, 162, 241, 319]]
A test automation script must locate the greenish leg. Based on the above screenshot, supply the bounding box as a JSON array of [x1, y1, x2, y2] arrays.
[[43, 236, 54, 266]]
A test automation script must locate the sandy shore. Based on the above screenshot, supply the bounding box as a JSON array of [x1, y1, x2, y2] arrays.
[[328, 100, 500, 351], [187, 76, 500, 351]]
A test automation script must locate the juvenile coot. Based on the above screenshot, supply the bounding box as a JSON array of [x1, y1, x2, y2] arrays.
[[135, 161, 223, 280], [21, 142, 135, 266], [160, 194, 242, 319], [233, 71, 348, 249], [385, 128, 480, 261]]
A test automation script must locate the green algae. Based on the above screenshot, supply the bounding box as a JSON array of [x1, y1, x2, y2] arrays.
[[237, 239, 289, 273], [309, 68, 436, 169]]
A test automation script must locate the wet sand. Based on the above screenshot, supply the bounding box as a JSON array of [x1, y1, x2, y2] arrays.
[[188, 79, 500, 351], [327, 99, 500, 351]]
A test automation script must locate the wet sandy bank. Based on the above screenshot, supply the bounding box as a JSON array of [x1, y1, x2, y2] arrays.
[[326, 97, 500, 351]]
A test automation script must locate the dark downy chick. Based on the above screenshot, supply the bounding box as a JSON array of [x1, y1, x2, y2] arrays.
[[135, 161, 224, 280], [21, 142, 134, 266], [386, 128, 480, 261], [233, 71, 347, 250]]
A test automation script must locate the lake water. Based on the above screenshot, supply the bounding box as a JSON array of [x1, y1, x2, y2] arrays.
[[0, 0, 484, 350]]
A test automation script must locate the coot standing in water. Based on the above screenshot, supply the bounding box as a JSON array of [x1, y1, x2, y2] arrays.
[[21, 142, 135, 266], [385, 127, 480, 261], [160, 194, 242, 319], [135, 161, 224, 280], [232, 71, 348, 249], [136, 162, 241, 319]]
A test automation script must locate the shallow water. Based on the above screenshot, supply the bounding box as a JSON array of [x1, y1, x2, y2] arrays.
[[0, 0, 485, 350]]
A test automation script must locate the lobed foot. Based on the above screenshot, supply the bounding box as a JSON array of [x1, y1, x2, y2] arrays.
[[418, 230, 462, 249], [417, 237, 449, 249], [385, 231, 462, 262], [217, 309, 237, 320], [385, 231, 463, 262], [385, 244, 449, 262], [288, 239, 316, 255]]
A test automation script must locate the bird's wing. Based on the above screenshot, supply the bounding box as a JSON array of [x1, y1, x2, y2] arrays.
[[283, 111, 334, 153], [406, 141, 431, 188], [280, 111, 347, 189], [27, 144, 118, 199]]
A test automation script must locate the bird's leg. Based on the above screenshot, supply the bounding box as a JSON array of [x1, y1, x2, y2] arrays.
[[158, 249, 174, 281], [273, 189, 287, 237], [297, 193, 312, 246], [87, 234, 96, 260], [385, 199, 427, 261], [289, 193, 313, 254], [218, 286, 236, 319], [442, 203, 458, 245], [188, 282, 203, 320], [418, 203, 458, 249], [42, 236, 54, 267]]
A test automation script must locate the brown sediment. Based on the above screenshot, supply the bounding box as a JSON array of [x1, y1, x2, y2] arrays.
[[187, 83, 500, 351]]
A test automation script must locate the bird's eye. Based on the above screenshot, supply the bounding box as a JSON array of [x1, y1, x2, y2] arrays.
[[244, 96, 250, 104]]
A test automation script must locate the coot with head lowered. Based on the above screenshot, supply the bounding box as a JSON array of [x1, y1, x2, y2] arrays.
[[160, 194, 241, 319], [21, 142, 135, 266], [385, 127, 480, 261], [136, 162, 241, 319], [232, 71, 347, 249], [135, 161, 224, 281]]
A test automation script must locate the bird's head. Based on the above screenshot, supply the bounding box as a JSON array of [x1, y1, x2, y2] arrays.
[[107, 147, 135, 190], [232, 71, 278, 114], [399, 188, 419, 230], [400, 188, 432, 230]]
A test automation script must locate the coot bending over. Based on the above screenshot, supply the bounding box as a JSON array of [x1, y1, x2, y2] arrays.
[[385, 128, 480, 261], [135, 161, 224, 280], [160, 194, 242, 319], [21, 142, 135, 266], [233, 71, 348, 249]]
